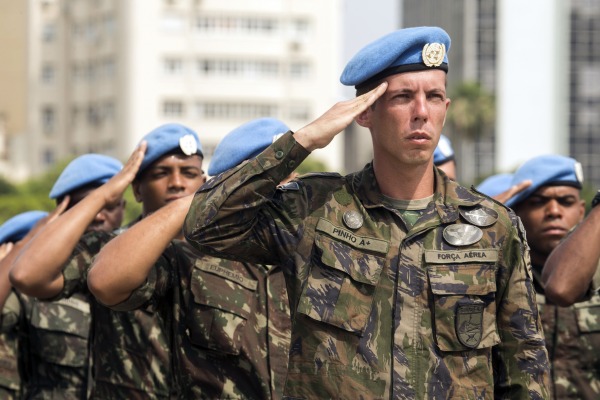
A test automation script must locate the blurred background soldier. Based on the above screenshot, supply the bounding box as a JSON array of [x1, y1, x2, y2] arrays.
[[506, 154, 600, 399]]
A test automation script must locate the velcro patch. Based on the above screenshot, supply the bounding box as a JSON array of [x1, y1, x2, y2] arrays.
[[195, 261, 258, 291], [425, 249, 498, 264], [52, 297, 91, 314], [316, 218, 389, 254]]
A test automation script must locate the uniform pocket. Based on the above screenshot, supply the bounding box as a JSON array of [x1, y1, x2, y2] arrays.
[[574, 295, 600, 333], [187, 259, 257, 355], [297, 233, 385, 335], [427, 264, 500, 351], [29, 295, 91, 367]]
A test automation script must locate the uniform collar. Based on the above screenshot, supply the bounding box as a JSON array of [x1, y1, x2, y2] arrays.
[[353, 163, 485, 225]]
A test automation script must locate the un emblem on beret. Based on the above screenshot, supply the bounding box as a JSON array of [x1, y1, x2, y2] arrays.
[[422, 42, 446, 67], [179, 134, 198, 156]]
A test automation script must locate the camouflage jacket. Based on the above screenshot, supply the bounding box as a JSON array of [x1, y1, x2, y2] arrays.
[[0, 292, 23, 399], [54, 230, 173, 399], [184, 132, 551, 400], [0, 279, 91, 399], [533, 264, 600, 399], [109, 240, 291, 400]]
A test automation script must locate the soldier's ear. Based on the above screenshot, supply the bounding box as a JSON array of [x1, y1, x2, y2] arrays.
[[131, 181, 142, 203], [356, 109, 371, 128]]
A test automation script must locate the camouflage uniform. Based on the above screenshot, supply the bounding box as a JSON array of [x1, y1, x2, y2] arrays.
[[184, 132, 551, 399], [532, 264, 600, 399], [108, 239, 291, 400], [52, 229, 173, 399], [0, 292, 23, 399], [0, 281, 91, 399]]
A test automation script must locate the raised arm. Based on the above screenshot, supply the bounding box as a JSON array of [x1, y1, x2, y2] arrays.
[[184, 83, 387, 261], [492, 180, 532, 204], [88, 194, 192, 306], [10, 143, 146, 299], [543, 205, 600, 306], [0, 201, 68, 308]]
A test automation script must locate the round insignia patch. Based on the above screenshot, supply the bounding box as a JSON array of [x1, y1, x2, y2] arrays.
[[422, 42, 446, 67], [459, 207, 498, 227], [442, 224, 483, 246], [343, 211, 363, 230], [179, 134, 198, 156]]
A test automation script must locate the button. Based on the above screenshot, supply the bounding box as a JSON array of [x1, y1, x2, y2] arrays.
[[287, 160, 296, 168], [275, 150, 284, 159]]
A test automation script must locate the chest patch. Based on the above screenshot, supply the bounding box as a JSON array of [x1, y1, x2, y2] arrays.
[[425, 249, 498, 264], [316, 218, 389, 254]]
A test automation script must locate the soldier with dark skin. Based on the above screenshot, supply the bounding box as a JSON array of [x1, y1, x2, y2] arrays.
[[87, 118, 294, 399], [183, 27, 551, 399], [0, 154, 125, 400], [505, 154, 600, 399], [543, 191, 600, 307], [10, 124, 205, 399], [0, 211, 48, 400]]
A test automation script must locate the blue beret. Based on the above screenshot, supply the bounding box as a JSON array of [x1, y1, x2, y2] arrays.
[[506, 155, 583, 208], [0, 211, 49, 244], [340, 26, 450, 89], [208, 118, 290, 176], [433, 134, 454, 166], [476, 173, 513, 198], [138, 123, 203, 176], [49, 154, 123, 199]]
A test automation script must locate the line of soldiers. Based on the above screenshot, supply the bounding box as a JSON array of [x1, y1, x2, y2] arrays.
[[1, 25, 599, 399]]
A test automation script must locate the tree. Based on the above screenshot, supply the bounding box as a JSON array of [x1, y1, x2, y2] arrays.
[[446, 81, 495, 140]]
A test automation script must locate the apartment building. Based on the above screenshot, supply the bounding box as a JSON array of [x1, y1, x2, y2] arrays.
[[2, 0, 343, 180]]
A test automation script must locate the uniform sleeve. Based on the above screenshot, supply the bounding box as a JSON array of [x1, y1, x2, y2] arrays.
[[54, 232, 108, 299], [0, 291, 21, 332], [106, 243, 177, 312], [183, 132, 310, 265], [493, 215, 551, 398]]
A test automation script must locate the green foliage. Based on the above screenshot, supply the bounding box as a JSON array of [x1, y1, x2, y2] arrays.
[[447, 81, 495, 140], [296, 156, 329, 175], [122, 186, 143, 225]]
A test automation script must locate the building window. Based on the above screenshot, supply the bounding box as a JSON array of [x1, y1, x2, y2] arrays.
[[42, 23, 56, 42], [42, 148, 55, 166], [197, 59, 279, 78], [41, 64, 55, 83], [41, 107, 55, 133], [163, 101, 184, 117], [289, 62, 310, 79], [103, 14, 116, 36], [288, 104, 310, 120], [164, 58, 183, 75], [195, 102, 277, 120], [195, 16, 280, 35]]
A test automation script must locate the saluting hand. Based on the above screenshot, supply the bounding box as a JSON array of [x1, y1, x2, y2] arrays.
[[493, 180, 532, 205], [294, 82, 387, 152], [97, 141, 147, 205]]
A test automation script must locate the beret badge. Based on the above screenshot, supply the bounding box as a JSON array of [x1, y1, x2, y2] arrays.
[[179, 134, 198, 156], [422, 42, 446, 67]]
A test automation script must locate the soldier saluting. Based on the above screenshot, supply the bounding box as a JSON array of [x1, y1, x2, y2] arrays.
[[184, 26, 551, 399]]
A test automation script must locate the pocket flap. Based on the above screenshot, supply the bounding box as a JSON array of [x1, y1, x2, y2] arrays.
[[191, 260, 255, 320], [315, 234, 384, 285], [428, 265, 497, 295]]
